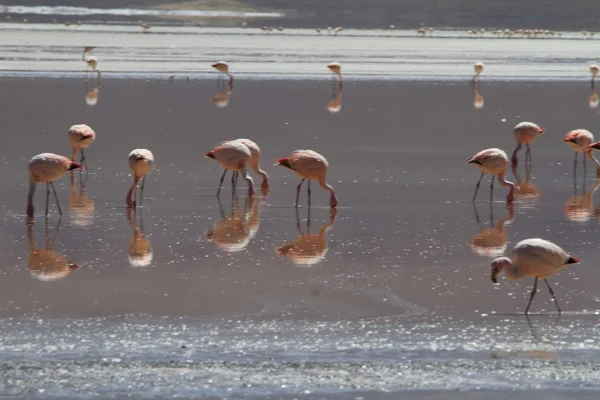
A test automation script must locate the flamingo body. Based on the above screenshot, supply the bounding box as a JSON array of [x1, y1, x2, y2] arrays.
[[591, 64, 599, 78], [68, 124, 96, 164], [206, 140, 254, 196], [564, 129, 594, 152], [467, 148, 515, 203], [514, 122, 544, 145], [126, 149, 154, 207], [327, 62, 342, 78]]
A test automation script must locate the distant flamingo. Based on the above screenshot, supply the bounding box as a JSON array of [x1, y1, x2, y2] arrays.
[[68, 124, 96, 170], [590, 64, 599, 85], [511, 121, 544, 164], [205, 140, 255, 196], [84, 56, 101, 78], [327, 62, 342, 85], [276, 149, 338, 207], [563, 129, 600, 176], [82, 46, 96, 60], [468, 148, 515, 203], [27, 153, 82, 217], [126, 149, 154, 208], [140, 23, 151, 32], [212, 61, 234, 84], [473, 61, 484, 81], [491, 238, 581, 315]]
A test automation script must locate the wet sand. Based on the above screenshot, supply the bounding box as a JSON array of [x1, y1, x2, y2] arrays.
[[2, 77, 600, 397]]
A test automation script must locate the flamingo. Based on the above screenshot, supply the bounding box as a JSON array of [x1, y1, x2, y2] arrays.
[[327, 62, 342, 83], [334, 26, 343, 35], [511, 121, 544, 164], [84, 56, 101, 78], [126, 149, 154, 208], [591, 64, 599, 89], [467, 148, 515, 203], [140, 23, 151, 32], [230, 139, 269, 194], [563, 129, 600, 176], [275, 149, 339, 207], [473, 61, 484, 81], [27, 153, 82, 217], [212, 61, 234, 84], [82, 46, 96, 60], [491, 238, 581, 315], [205, 140, 255, 197], [68, 124, 96, 170]]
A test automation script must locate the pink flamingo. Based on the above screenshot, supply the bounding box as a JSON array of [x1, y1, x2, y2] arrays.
[[126, 149, 154, 207], [27, 153, 82, 217], [229, 139, 269, 194], [563, 129, 600, 176], [275, 149, 338, 207], [212, 61, 234, 84], [205, 140, 255, 196], [491, 238, 581, 315], [467, 148, 515, 203], [511, 121, 544, 164], [68, 124, 96, 169]]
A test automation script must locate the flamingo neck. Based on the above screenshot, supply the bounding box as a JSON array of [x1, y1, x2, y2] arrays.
[[497, 171, 515, 202]]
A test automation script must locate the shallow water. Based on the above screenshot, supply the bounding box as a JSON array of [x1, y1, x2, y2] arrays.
[[2, 77, 600, 397]]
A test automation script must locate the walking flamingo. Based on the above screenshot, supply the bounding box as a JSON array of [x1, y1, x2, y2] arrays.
[[205, 140, 255, 196], [473, 61, 484, 81], [126, 149, 154, 208], [68, 124, 96, 170], [212, 61, 234, 84], [84, 56, 101, 78], [275, 149, 339, 207], [563, 129, 600, 176], [467, 148, 515, 203], [491, 238, 581, 315], [511, 121, 544, 164], [27, 153, 82, 217]]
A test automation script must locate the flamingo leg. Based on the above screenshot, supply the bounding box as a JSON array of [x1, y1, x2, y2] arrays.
[[574, 152, 578, 176], [139, 176, 146, 207], [307, 180, 312, 208], [472, 172, 484, 202], [296, 178, 305, 207], [511, 143, 522, 164], [489, 175, 495, 202], [524, 277, 539, 315], [584, 152, 587, 176], [240, 167, 254, 196], [80, 149, 88, 171], [45, 183, 50, 217], [525, 144, 532, 164], [50, 182, 62, 216], [216, 169, 227, 196], [543, 279, 562, 314]]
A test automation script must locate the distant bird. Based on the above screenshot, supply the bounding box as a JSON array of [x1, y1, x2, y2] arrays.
[[205, 140, 255, 196], [327, 62, 342, 84], [334, 26, 343, 35], [126, 149, 154, 208], [473, 61, 484, 81], [84, 56, 101, 78], [564, 129, 600, 176], [277, 26, 284, 32], [275, 149, 338, 207], [467, 148, 515, 203], [82, 46, 96, 60], [491, 238, 581, 315], [327, 26, 333, 34], [140, 23, 151, 32], [590, 64, 599, 79], [168, 75, 175, 82], [511, 121, 544, 164], [212, 61, 234, 84], [316, 28, 321, 34], [231, 139, 270, 194], [27, 153, 82, 217], [68, 124, 96, 170]]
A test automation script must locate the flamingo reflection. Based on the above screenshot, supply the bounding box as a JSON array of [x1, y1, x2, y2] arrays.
[[469, 202, 514, 258], [326, 79, 343, 113], [69, 172, 95, 227], [205, 196, 261, 252], [470, 79, 484, 109], [85, 81, 101, 106], [277, 208, 337, 266], [126, 208, 153, 267], [211, 80, 233, 109], [511, 159, 542, 207], [564, 178, 600, 222], [26, 217, 80, 281], [590, 81, 599, 109]]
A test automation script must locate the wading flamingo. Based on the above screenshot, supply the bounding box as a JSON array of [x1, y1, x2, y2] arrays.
[[467, 148, 515, 203], [590, 64, 599, 87], [205, 140, 255, 196], [563, 129, 600, 176], [68, 124, 96, 170], [212, 61, 234, 84], [276, 149, 338, 207], [491, 238, 581, 315], [327, 62, 342, 85], [27, 153, 82, 217], [126, 149, 154, 208], [473, 61, 484, 81], [84, 56, 101, 78], [511, 121, 544, 164], [230, 139, 269, 194]]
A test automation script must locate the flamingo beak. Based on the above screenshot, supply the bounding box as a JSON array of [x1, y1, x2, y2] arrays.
[[68, 262, 80, 270], [491, 267, 501, 284], [539, 128, 545, 134], [69, 162, 82, 171]]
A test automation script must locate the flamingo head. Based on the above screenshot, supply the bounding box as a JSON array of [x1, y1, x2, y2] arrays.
[[275, 158, 291, 168], [490, 257, 511, 283], [69, 161, 82, 171], [205, 151, 215, 159]]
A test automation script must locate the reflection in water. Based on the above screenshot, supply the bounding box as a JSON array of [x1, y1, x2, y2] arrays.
[[127, 208, 153, 267], [205, 196, 261, 252], [491, 316, 560, 360], [563, 178, 600, 222], [511, 159, 541, 208], [277, 208, 337, 266], [469, 202, 514, 258], [26, 217, 79, 281], [470, 80, 484, 109], [69, 172, 95, 227], [85, 80, 101, 106], [211, 80, 233, 108], [590, 80, 599, 109], [326, 80, 343, 113]]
